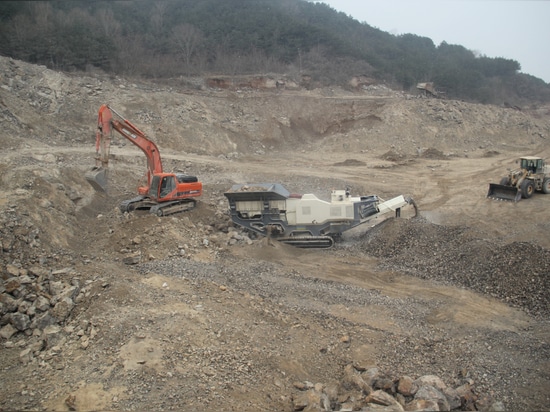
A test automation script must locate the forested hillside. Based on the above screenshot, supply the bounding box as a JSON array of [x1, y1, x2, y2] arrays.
[[0, 0, 548, 104]]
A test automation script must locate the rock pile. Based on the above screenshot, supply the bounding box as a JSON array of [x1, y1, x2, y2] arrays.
[[292, 364, 502, 412], [0, 200, 102, 354], [0, 262, 95, 348], [359, 217, 550, 319]]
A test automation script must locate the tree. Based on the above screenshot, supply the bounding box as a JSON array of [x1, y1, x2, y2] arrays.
[[150, 2, 168, 38], [0, 0, 547, 103], [171, 24, 204, 76], [95, 8, 121, 39]]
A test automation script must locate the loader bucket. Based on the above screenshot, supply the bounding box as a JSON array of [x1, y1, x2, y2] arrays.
[[487, 183, 521, 202], [85, 167, 108, 192]]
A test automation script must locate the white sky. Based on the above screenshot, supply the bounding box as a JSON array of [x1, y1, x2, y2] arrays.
[[318, 0, 550, 83]]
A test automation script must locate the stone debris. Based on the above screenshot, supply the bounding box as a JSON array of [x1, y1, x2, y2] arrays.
[[360, 217, 550, 319], [291, 365, 495, 412]]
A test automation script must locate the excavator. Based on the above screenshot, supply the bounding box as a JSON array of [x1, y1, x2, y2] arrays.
[[225, 183, 417, 248], [85, 104, 202, 216]]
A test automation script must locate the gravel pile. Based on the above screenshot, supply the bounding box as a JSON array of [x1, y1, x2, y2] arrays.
[[358, 217, 550, 319]]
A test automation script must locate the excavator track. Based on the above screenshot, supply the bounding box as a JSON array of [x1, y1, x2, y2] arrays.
[[277, 236, 334, 249], [119, 196, 149, 213], [120, 197, 196, 216], [149, 199, 196, 216]]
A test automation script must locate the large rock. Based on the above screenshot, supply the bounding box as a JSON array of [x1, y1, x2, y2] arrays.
[[397, 376, 418, 396], [0, 323, 18, 339], [0, 293, 19, 313], [342, 364, 372, 394], [9, 312, 31, 331], [31, 312, 58, 330], [365, 390, 404, 409], [50, 297, 75, 322], [414, 386, 450, 412], [32, 295, 51, 312]]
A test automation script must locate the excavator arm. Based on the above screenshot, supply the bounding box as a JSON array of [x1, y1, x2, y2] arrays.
[[109, 106, 163, 186], [86, 104, 164, 192]]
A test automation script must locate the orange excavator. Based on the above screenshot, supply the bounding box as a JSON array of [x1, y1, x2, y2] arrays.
[[86, 104, 202, 216]]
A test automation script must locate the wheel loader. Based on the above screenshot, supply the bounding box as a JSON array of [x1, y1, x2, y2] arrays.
[[487, 156, 550, 201]]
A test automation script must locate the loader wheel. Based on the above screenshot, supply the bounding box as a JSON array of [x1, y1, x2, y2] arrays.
[[543, 178, 550, 194], [500, 177, 510, 185], [520, 179, 535, 198]]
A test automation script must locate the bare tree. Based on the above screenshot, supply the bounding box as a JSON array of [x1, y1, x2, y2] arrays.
[[112, 34, 148, 76], [171, 24, 204, 76], [150, 2, 168, 37], [10, 14, 32, 46], [96, 8, 121, 38], [29, 1, 53, 32]]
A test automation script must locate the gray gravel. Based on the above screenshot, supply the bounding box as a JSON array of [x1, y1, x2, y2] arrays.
[[356, 217, 550, 319]]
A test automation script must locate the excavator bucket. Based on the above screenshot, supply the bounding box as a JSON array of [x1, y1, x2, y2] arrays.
[[85, 167, 108, 192], [487, 183, 521, 202]]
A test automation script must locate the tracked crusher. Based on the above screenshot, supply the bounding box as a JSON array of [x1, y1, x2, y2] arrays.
[[225, 183, 417, 248]]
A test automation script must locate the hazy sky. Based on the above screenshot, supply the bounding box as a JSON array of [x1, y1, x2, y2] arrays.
[[318, 0, 550, 83]]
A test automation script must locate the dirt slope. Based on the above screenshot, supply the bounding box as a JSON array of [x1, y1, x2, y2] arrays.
[[1, 56, 549, 411]]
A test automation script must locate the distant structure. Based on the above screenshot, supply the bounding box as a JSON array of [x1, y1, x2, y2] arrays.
[[416, 82, 445, 98]]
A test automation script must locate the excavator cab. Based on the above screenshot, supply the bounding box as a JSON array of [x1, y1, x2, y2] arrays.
[[158, 175, 176, 199], [149, 173, 201, 202], [148, 175, 171, 200]]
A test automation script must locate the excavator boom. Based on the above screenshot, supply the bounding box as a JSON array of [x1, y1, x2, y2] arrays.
[[110, 106, 163, 176], [86, 105, 163, 192]]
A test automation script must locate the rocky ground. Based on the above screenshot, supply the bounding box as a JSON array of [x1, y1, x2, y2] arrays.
[[1, 56, 550, 411]]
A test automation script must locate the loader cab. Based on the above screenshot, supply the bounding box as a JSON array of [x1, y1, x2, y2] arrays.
[[520, 157, 542, 174]]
